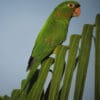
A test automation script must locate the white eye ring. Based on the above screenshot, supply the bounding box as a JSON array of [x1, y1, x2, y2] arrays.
[[67, 3, 75, 8]]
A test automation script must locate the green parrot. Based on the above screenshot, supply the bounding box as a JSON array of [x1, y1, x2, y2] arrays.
[[24, 0, 81, 94], [27, 1, 81, 71]]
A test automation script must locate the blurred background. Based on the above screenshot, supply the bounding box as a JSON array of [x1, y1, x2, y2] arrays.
[[0, 0, 100, 100]]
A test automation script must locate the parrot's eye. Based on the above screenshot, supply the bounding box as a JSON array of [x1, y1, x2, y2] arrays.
[[67, 3, 75, 8]]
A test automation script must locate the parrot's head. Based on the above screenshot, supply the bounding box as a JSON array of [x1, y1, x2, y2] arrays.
[[54, 1, 81, 19]]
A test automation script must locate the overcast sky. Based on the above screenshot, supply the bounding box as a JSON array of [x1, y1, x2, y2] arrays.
[[0, 0, 100, 100]]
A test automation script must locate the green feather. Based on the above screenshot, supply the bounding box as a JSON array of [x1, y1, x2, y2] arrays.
[[24, 0, 80, 93], [27, 1, 80, 70]]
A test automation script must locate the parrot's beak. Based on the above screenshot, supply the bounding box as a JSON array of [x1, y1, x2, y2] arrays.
[[72, 7, 81, 17]]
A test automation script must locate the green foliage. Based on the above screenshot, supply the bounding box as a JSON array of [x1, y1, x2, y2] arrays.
[[74, 24, 94, 100], [0, 14, 100, 100], [27, 58, 54, 100], [0, 95, 10, 100], [95, 14, 100, 100], [48, 45, 68, 100], [11, 89, 21, 100], [60, 35, 80, 100]]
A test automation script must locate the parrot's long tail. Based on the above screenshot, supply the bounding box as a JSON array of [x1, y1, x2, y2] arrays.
[[26, 69, 40, 94], [26, 56, 34, 71], [24, 57, 40, 94]]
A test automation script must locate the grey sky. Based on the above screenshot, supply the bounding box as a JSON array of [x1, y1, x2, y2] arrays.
[[0, 0, 100, 100]]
